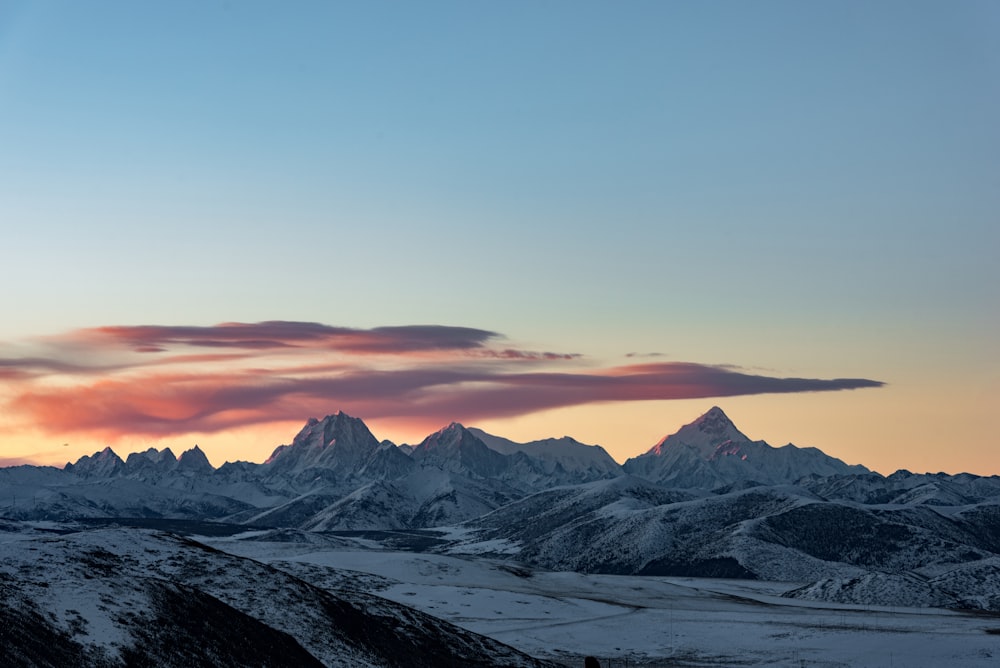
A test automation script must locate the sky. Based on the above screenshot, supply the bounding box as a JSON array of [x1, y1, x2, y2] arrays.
[[0, 1, 997, 475]]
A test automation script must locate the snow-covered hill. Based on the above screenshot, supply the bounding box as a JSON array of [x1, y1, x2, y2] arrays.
[[0, 522, 558, 667], [456, 480, 1000, 610]]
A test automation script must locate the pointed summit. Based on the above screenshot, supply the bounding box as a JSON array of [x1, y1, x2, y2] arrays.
[[66, 446, 124, 478], [696, 406, 736, 430], [264, 411, 381, 476], [411, 422, 485, 459], [124, 447, 178, 476], [177, 445, 214, 475], [623, 406, 867, 488], [647, 406, 750, 458], [411, 422, 509, 478], [416, 422, 474, 448]]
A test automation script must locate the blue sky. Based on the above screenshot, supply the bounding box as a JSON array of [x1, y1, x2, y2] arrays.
[[0, 1, 997, 474]]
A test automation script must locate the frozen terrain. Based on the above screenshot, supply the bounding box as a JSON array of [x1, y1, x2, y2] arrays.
[[210, 531, 1000, 667], [0, 521, 556, 667], [2, 407, 1000, 665]]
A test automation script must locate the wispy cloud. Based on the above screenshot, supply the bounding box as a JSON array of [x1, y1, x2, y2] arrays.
[[479, 349, 582, 361], [70, 322, 501, 354], [1, 321, 884, 441]]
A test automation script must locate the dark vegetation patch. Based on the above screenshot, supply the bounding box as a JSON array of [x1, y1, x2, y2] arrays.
[[77, 518, 256, 537], [322, 589, 559, 667], [122, 580, 324, 668], [0, 594, 110, 668], [324, 528, 449, 551], [496, 563, 534, 579], [760, 504, 914, 566], [959, 505, 1000, 553], [638, 556, 757, 579], [79, 547, 125, 576]]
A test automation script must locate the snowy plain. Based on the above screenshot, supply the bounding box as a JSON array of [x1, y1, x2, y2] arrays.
[[207, 533, 1000, 667]]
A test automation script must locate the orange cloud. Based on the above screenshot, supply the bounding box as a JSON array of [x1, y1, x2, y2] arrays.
[[6, 358, 883, 441], [78, 322, 502, 354], [1, 322, 884, 444]]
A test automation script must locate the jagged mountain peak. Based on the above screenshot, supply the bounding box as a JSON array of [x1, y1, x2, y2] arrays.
[[264, 411, 381, 474], [624, 407, 866, 488], [684, 405, 745, 439], [410, 422, 510, 480], [297, 411, 367, 437], [695, 405, 735, 428], [437, 421, 471, 434], [129, 447, 177, 464], [122, 447, 178, 474], [647, 406, 751, 458], [415, 422, 484, 452], [467, 427, 623, 480], [177, 445, 214, 473], [66, 446, 125, 477], [86, 445, 121, 463], [268, 412, 377, 458]]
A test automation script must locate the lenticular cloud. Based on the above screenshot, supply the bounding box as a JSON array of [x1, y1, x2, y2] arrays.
[[1, 321, 884, 439]]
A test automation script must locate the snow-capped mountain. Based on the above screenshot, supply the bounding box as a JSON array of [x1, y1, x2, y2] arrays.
[[468, 427, 623, 484], [64, 446, 124, 478], [176, 445, 214, 475], [408, 422, 625, 494], [124, 447, 180, 478], [410, 423, 512, 480], [3, 405, 1000, 618], [622, 406, 867, 488], [263, 411, 414, 486], [3, 407, 997, 533]]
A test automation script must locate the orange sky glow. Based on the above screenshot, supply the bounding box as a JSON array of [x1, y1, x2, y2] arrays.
[[2, 320, 993, 477]]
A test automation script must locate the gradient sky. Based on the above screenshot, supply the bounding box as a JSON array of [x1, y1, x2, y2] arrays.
[[1, 1, 997, 475]]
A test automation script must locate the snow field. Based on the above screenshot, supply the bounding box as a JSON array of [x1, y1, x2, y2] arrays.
[[202, 539, 1000, 667]]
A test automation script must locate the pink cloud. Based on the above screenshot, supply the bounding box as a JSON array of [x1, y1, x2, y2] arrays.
[[6, 359, 883, 441], [1, 322, 884, 442], [481, 349, 583, 361], [0, 368, 32, 380], [78, 322, 502, 354], [0, 357, 114, 377]]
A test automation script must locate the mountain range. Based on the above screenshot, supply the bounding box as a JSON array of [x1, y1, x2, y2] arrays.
[[3, 406, 1000, 619]]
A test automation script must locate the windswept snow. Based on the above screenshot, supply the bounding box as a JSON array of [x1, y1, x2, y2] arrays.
[[205, 534, 1000, 667]]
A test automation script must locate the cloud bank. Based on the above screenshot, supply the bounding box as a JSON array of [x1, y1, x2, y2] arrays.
[[1, 321, 884, 440], [84, 322, 501, 354]]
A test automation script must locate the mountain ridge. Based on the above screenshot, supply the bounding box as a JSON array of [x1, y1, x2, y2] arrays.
[[3, 407, 1000, 615]]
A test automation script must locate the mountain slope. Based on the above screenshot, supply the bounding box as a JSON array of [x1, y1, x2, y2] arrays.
[[623, 406, 867, 488], [410, 423, 511, 480], [456, 479, 1000, 608], [264, 412, 415, 487], [0, 523, 559, 667], [468, 428, 623, 484], [3, 402, 999, 610]]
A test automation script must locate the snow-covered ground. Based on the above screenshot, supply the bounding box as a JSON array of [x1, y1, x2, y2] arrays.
[[207, 535, 1000, 667]]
